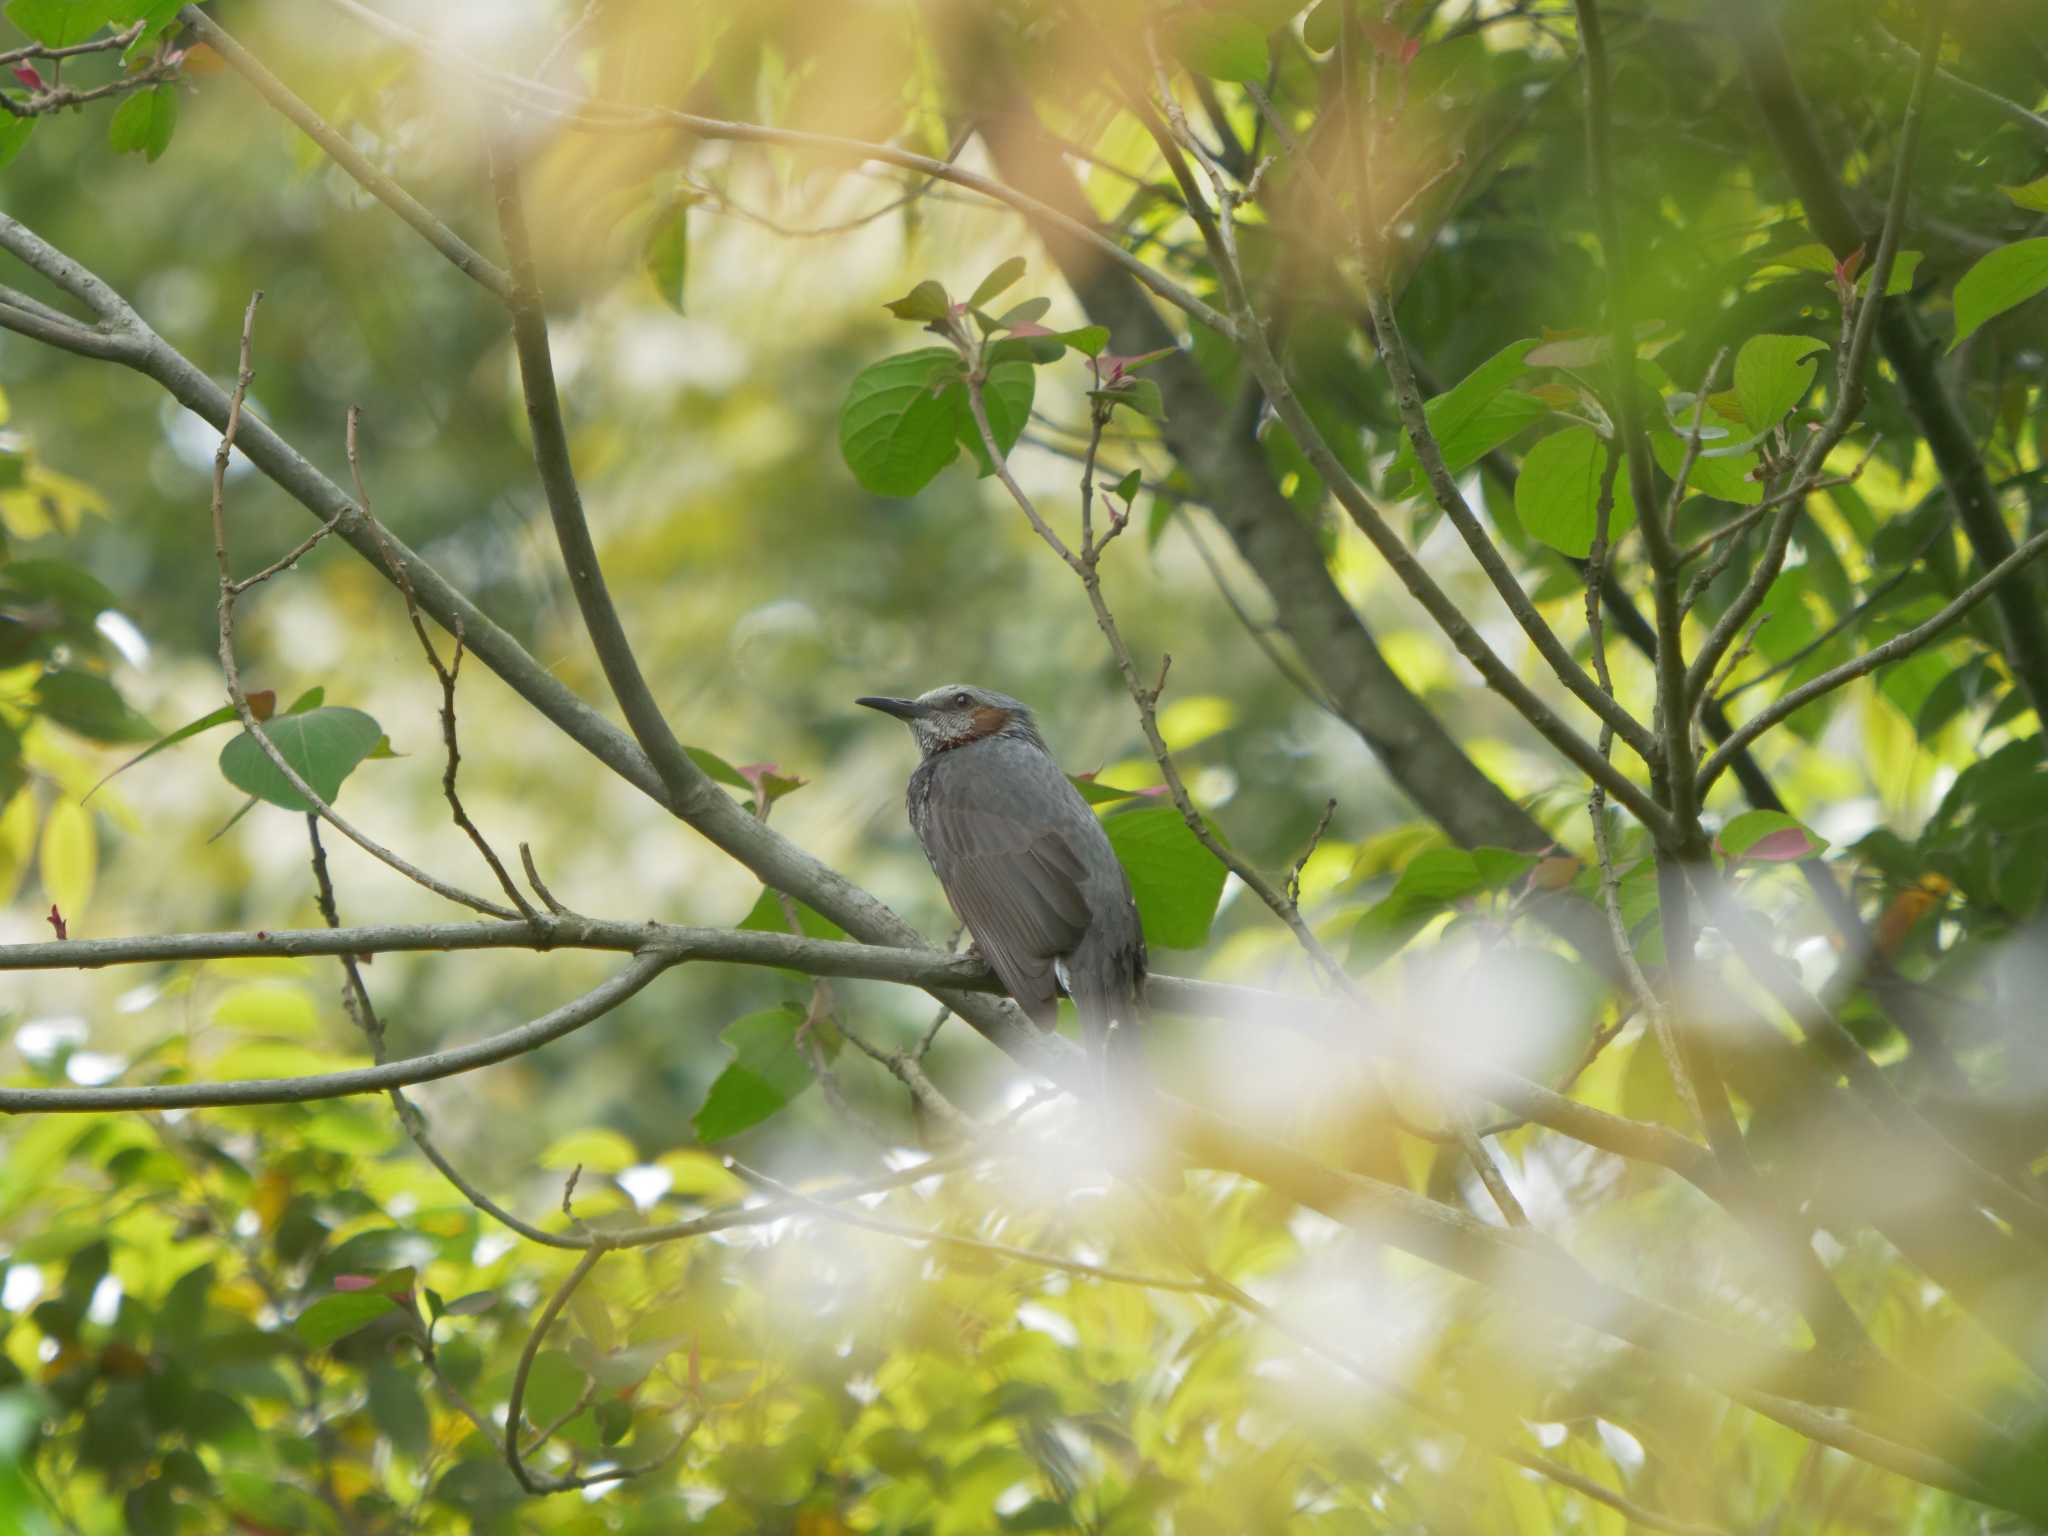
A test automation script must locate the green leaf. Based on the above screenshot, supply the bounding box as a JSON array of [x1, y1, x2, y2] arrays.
[[596, 1397, 633, 1445], [1069, 775, 1148, 806], [840, 348, 965, 496], [693, 1005, 813, 1142], [1734, 334, 1827, 430], [1095, 376, 1165, 423], [1649, 424, 1760, 506], [284, 685, 324, 714], [1056, 324, 1111, 357], [33, 668, 157, 742], [1513, 425, 1635, 558], [367, 1363, 431, 1458], [642, 201, 689, 315], [738, 886, 845, 940], [4, 0, 114, 48], [970, 257, 1026, 310], [1386, 339, 1542, 496], [2002, 176, 2048, 214], [1174, 11, 1268, 81], [1762, 243, 1921, 296], [0, 115, 33, 172], [295, 1290, 398, 1349], [1950, 238, 2048, 351], [882, 280, 952, 323], [1348, 847, 1533, 968], [958, 359, 1037, 476], [994, 296, 1052, 330], [520, 1350, 589, 1428], [1717, 809, 1827, 862], [217, 706, 383, 812], [1112, 468, 1142, 504], [538, 1128, 637, 1175], [106, 84, 177, 163], [1102, 803, 1228, 950]]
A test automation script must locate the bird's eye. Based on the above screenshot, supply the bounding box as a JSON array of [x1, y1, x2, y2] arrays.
[[954, 692, 971, 707]]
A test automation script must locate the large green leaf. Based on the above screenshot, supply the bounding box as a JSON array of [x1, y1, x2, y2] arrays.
[[106, 85, 178, 163], [1386, 339, 1541, 496], [4, 0, 115, 48], [217, 706, 383, 812], [294, 1290, 400, 1350], [1349, 847, 1537, 969], [840, 348, 964, 495], [1513, 426, 1634, 558], [1102, 803, 1228, 951], [693, 1006, 813, 1142], [1173, 11, 1267, 81], [1733, 334, 1827, 430], [1950, 238, 2048, 351], [957, 358, 1037, 477], [1649, 423, 1760, 506]]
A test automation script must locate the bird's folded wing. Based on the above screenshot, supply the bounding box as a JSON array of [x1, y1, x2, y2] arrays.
[[919, 791, 1092, 1020]]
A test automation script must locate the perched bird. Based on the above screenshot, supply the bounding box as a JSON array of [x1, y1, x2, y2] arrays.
[[857, 684, 1148, 1068]]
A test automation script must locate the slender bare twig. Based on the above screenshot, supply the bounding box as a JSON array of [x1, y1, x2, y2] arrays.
[[207, 294, 519, 919], [349, 407, 539, 921]]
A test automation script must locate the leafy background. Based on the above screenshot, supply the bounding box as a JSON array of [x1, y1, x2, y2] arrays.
[[1, 0, 2047, 1532]]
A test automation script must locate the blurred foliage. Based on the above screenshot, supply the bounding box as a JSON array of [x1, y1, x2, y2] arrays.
[[2, 0, 2048, 1532]]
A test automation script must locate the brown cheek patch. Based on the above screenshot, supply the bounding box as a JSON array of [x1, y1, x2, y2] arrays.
[[967, 706, 1013, 740]]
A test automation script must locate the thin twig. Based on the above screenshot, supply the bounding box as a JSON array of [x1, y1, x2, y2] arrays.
[[350, 406, 539, 921], [207, 294, 518, 919]]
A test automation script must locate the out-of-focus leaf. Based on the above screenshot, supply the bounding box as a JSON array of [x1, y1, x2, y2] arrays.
[[217, 705, 382, 812], [693, 1005, 813, 1142], [882, 280, 951, 323], [642, 200, 690, 314], [367, 1362, 430, 1458], [84, 693, 271, 801], [1102, 803, 1228, 950], [1174, 11, 1267, 81], [1951, 238, 2048, 350], [970, 256, 1026, 309], [39, 797, 93, 921], [0, 115, 34, 170], [34, 668, 156, 742], [1718, 809, 1827, 862], [295, 1290, 399, 1349], [2003, 176, 2048, 213], [539, 1128, 638, 1175]]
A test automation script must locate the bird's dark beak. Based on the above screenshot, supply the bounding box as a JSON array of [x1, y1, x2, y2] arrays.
[[856, 695, 923, 721]]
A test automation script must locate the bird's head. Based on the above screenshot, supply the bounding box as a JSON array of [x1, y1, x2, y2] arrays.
[[856, 683, 1044, 758]]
